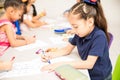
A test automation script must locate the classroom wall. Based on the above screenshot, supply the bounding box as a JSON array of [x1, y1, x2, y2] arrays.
[[101, 0, 120, 68], [35, 0, 75, 18]]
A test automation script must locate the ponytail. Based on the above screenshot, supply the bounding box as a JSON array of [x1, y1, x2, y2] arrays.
[[95, 2, 110, 43], [32, 4, 37, 16], [24, 1, 37, 16]]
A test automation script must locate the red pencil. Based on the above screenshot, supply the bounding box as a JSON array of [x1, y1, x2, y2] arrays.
[[11, 56, 15, 61], [33, 35, 36, 38]]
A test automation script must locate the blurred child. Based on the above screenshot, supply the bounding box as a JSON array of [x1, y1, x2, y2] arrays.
[[21, 0, 47, 29], [41, 0, 112, 80], [0, 0, 22, 71], [0, 0, 36, 56]]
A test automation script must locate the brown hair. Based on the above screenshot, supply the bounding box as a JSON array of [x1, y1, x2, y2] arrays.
[[24, 1, 37, 16], [69, 1, 110, 43], [4, 0, 25, 12]]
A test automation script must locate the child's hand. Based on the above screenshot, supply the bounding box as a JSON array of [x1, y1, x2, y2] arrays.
[[22, 0, 27, 2], [41, 52, 52, 62], [41, 48, 59, 62], [39, 10, 46, 17], [1, 61, 13, 71], [41, 21, 48, 25], [28, 36, 36, 44], [24, 36, 36, 44], [66, 30, 75, 35], [45, 48, 58, 52], [41, 62, 64, 72], [39, 21, 48, 26]]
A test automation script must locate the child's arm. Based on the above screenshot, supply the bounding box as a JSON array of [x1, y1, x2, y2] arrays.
[[41, 43, 75, 62], [16, 35, 25, 40], [41, 55, 98, 72], [23, 19, 47, 28], [66, 29, 75, 35], [69, 55, 98, 69], [33, 10, 46, 20], [4, 24, 35, 47]]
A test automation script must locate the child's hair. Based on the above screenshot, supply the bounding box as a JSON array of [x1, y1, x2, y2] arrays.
[[4, 0, 25, 12], [24, 1, 37, 16], [69, 0, 110, 43], [32, 4, 37, 16]]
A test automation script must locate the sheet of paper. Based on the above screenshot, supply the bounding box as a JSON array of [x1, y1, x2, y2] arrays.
[[51, 56, 74, 63], [41, 17, 57, 24], [41, 24, 55, 29], [13, 40, 48, 51], [54, 22, 71, 28], [49, 36, 67, 45], [0, 58, 46, 79], [0, 57, 74, 79]]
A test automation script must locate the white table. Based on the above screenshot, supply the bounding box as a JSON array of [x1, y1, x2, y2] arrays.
[[0, 17, 90, 80]]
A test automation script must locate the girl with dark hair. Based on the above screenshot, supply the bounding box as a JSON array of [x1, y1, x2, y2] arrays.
[[0, 0, 36, 55], [21, 0, 47, 29], [0, 0, 27, 71], [41, 0, 112, 80]]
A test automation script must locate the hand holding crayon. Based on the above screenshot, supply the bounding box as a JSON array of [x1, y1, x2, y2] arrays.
[[39, 9, 46, 17], [45, 48, 58, 52], [36, 49, 51, 64], [11, 56, 15, 61], [0, 56, 15, 71]]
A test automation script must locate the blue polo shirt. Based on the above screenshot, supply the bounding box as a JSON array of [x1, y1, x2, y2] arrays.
[[69, 27, 112, 80]]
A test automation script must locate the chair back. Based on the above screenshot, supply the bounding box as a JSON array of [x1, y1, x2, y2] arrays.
[[108, 32, 113, 48], [112, 54, 120, 80]]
